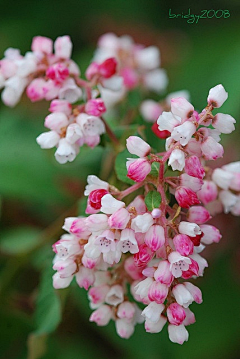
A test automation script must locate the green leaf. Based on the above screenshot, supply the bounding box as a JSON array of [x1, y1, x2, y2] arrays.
[[144, 190, 161, 211], [0, 227, 40, 255], [115, 149, 136, 185], [149, 162, 160, 177], [34, 264, 61, 335], [78, 196, 88, 216]]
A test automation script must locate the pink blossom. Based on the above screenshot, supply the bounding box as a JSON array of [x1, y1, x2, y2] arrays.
[[75, 267, 95, 290], [49, 99, 72, 115], [168, 251, 192, 278], [131, 213, 154, 233], [171, 121, 196, 146], [126, 136, 151, 157], [108, 207, 130, 229], [85, 98, 106, 116], [148, 281, 168, 304], [175, 186, 200, 208], [212, 113, 236, 134], [154, 260, 174, 286], [145, 315, 167, 333], [105, 285, 124, 306], [127, 158, 151, 182], [168, 324, 189, 344], [168, 149, 185, 171], [173, 234, 194, 256], [26, 78, 46, 101], [181, 259, 199, 279], [199, 224, 222, 245], [185, 156, 205, 179], [167, 303, 186, 325], [98, 57, 117, 78], [157, 111, 181, 132], [140, 100, 162, 122], [54, 35, 72, 59], [89, 305, 112, 326], [207, 84, 228, 108], [44, 112, 69, 132], [118, 228, 139, 254], [178, 221, 201, 237], [89, 189, 109, 210], [141, 302, 165, 323], [134, 243, 154, 267], [53, 272, 73, 289], [187, 206, 211, 224], [31, 36, 53, 54], [172, 284, 194, 308], [201, 136, 224, 160], [197, 181, 218, 205], [117, 301, 136, 320], [180, 174, 203, 192], [121, 67, 138, 89], [46, 63, 69, 84], [115, 319, 134, 338], [36, 131, 60, 149], [88, 284, 110, 306], [84, 175, 109, 196], [183, 282, 202, 304], [171, 97, 194, 119], [144, 225, 165, 252]]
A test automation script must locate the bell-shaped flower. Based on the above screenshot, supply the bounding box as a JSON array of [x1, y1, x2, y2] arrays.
[[168, 324, 189, 344], [89, 305, 112, 326], [154, 260, 174, 286], [187, 206, 211, 224], [157, 111, 181, 132], [54, 138, 78, 164], [105, 284, 124, 306], [207, 84, 228, 108], [171, 97, 194, 119], [118, 228, 139, 254], [36, 131, 60, 149], [167, 303, 186, 326], [178, 221, 201, 237], [168, 149, 185, 171], [144, 225, 165, 251], [145, 315, 167, 333], [168, 251, 192, 278], [131, 213, 154, 233], [212, 113, 236, 134], [201, 136, 224, 160], [126, 136, 151, 157], [197, 180, 218, 204], [100, 194, 125, 214], [54, 35, 72, 59], [171, 121, 196, 146], [115, 319, 134, 339], [175, 186, 200, 208]]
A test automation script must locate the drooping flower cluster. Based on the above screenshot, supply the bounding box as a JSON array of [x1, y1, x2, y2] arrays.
[[0, 34, 169, 164], [52, 84, 238, 344]]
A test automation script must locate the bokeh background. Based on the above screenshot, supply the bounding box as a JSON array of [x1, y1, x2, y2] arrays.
[[0, 1, 240, 358]]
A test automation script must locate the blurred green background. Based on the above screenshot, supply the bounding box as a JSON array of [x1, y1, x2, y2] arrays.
[[0, 0, 240, 358]]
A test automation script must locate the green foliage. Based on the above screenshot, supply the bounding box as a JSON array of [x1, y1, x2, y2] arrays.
[[0, 227, 40, 255], [144, 190, 161, 211], [115, 149, 136, 185]]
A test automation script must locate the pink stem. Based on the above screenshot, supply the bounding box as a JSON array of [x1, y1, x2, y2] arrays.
[[118, 181, 145, 200]]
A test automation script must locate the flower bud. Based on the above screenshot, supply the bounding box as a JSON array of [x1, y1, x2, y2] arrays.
[[168, 149, 185, 171], [99, 57, 117, 78], [207, 84, 228, 108], [212, 113, 236, 134], [201, 136, 224, 160], [185, 156, 205, 179], [89, 189, 109, 210], [197, 180, 218, 204], [89, 305, 112, 326], [85, 98, 106, 116], [116, 319, 134, 339], [31, 36, 53, 54], [54, 35, 72, 59], [148, 282, 168, 304], [199, 224, 222, 245], [175, 186, 200, 208], [145, 315, 167, 333], [171, 97, 194, 119], [157, 111, 180, 132], [108, 207, 130, 229], [178, 221, 201, 237], [167, 303, 186, 325], [36, 131, 60, 149], [144, 225, 165, 251], [26, 78, 46, 102], [212, 168, 234, 190], [173, 234, 194, 256], [126, 136, 151, 157], [171, 121, 196, 146], [140, 100, 162, 122], [180, 174, 203, 192], [187, 206, 211, 224], [168, 324, 189, 344], [154, 260, 174, 286]]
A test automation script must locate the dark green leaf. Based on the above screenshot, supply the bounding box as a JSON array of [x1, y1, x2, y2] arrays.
[[149, 162, 160, 177], [144, 190, 161, 211]]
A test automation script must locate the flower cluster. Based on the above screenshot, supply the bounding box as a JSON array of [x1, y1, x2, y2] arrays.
[[52, 84, 238, 344]]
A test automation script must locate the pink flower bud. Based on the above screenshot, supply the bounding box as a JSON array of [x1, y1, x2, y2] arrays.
[[212, 113, 236, 134], [127, 158, 151, 182], [201, 136, 224, 160], [99, 57, 117, 78], [121, 67, 138, 89], [140, 100, 162, 122], [186, 138, 202, 157], [44, 112, 69, 132], [171, 97, 194, 119], [89, 189, 109, 210], [88, 284, 110, 305], [53, 258, 77, 278], [126, 136, 151, 157], [168, 252, 191, 278], [145, 315, 167, 333], [0, 59, 17, 78], [115, 319, 134, 338], [175, 186, 200, 208], [100, 194, 125, 214], [134, 243, 154, 267], [84, 175, 109, 196], [187, 206, 211, 224], [89, 305, 112, 326], [75, 266, 95, 290], [185, 156, 205, 179], [207, 84, 228, 108], [168, 324, 189, 344], [144, 225, 165, 251], [117, 301, 135, 320], [184, 282, 202, 304], [183, 307, 196, 326], [142, 302, 165, 323], [124, 256, 143, 280], [46, 63, 69, 84], [188, 232, 203, 247], [53, 272, 73, 289], [197, 180, 218, 204], [85, 98, 106, 116], [81, 254, 98, 269], [108, 207, 130, 229], [151, 208, 162, 218], [154, 260, 174, 286], [49, 99, 72, 115], [180, 174, 203, 192], [173, 234, 194, 256], [31, 36, 53, 54], [148, 282, 168, 304], [200, 224, 222, 244], [54, 35, 72, 59], [26, 78, 46, 102], [167, 303, 186, 325]]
